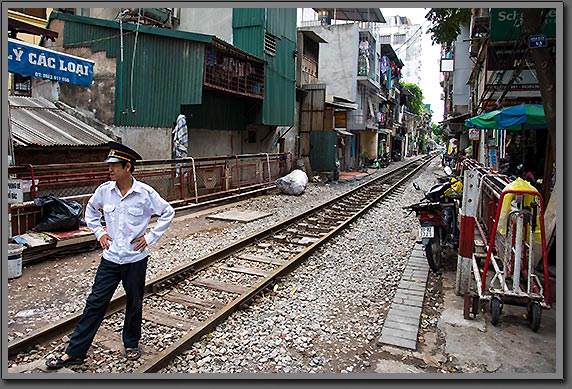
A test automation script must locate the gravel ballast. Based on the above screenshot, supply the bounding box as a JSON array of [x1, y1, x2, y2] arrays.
[[8, 158, 444, 374]]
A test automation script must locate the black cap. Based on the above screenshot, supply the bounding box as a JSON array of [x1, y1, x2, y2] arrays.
[[104, 141, 142, 163]]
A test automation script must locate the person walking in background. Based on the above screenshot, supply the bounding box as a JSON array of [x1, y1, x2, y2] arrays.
[[46, 141, 175, 369]]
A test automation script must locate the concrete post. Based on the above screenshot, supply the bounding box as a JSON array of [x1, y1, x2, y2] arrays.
[[455, 169, 479, 295]]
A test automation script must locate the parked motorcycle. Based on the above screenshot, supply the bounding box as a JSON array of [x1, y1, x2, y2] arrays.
[[379, 153, 391, 168], [404, 168, 463, 272], [442, 152, 457, 169]]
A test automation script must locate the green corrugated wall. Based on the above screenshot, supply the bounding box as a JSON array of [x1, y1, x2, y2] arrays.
[[266, 8, 297, 39], [310, 132, 337, 172], [232, 8, 266, 29], [233, 8, 296, 126], [58, 16, 206, 128], [181, 91, 261, 131]]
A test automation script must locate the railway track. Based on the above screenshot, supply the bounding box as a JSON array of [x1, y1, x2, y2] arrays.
[[8, 156, 434, 373]]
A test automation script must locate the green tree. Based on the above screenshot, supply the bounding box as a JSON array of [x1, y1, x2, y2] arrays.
[[425, 8, 556, 202], [425, 8, 472, 45], [402, 83, 424, 115], [521, 9, 556, 203], [431, 123, 444, 144]]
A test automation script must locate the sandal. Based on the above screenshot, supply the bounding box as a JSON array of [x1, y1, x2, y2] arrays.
[[125, 347, 142, 361], [45, 355, 85, 370]]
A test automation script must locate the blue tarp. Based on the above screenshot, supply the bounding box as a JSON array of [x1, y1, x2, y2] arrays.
[[8, 38, 94, 87]]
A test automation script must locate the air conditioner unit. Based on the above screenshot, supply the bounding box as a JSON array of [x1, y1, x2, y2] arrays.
[[388, 89, 395, 100], [127, 8, 172, 26]]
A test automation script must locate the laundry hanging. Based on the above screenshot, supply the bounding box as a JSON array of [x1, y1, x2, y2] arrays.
[[173, 114, 188, 159]]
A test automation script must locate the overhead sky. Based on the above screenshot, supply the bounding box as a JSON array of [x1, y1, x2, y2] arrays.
[[380, 8, 444, 123]]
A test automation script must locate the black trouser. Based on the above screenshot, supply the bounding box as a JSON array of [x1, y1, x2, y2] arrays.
[[65, 257, 148, 358]]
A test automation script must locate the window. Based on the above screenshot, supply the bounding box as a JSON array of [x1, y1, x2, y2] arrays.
[[394, 34, 406, 44], [264, 33, 277, 56], [77, 8, 90, 17], [13, 74, 31, 96], [379, 35, 391, 44]]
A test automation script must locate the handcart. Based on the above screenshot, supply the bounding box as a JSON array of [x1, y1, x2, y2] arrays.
[[467, 186, 551, 332]]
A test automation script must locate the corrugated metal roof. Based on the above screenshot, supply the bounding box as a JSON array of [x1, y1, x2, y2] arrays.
[[9, 97, 113, 147], [49, 11, 214, 43]]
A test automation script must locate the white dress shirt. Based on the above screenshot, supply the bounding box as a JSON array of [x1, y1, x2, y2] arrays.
[[85, 177, 175, 264]]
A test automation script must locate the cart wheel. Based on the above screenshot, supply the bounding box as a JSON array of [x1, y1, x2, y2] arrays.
[[528, 302, 542, 332], [490, 297, 502, 326]]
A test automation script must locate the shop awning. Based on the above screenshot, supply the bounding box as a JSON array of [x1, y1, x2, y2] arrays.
[[440, 112, 470, 125], [326, 95, 358, 110], [465, 104, 547, 130], [8, 38, 95, 87], [334, 128, 353, 136]]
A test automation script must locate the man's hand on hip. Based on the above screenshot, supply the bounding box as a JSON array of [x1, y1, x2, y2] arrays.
[[131, 236, 148, 252], [99, 234, 113, 249]]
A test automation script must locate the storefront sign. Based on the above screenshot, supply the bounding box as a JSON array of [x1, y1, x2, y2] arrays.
[[8, 180, 24, 204], [482, 97, 542, 110], [529, 34, 547, 48], [489, 148, 498, 171], [490, 8, 556, 42], [469, 129, 480, 141], [8, 38, 94, 87]]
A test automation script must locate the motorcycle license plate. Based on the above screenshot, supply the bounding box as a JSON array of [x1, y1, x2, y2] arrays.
[[419, 226, 434, 238]]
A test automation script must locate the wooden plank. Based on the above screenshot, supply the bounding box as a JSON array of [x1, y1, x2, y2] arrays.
[[163, 291, 224, 311], [191, 278, 249, 295], [93, 326, 123, 352], [219, 264, 271, 277], [142, 307, 198, 329], [238, 254, 287, 266]]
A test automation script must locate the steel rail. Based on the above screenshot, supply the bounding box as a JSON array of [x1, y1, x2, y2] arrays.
[[8, 156, 432, 368], [138, 157, 431, 372]]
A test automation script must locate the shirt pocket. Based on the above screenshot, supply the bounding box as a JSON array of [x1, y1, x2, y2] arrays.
[[127, 206, 145, 225], [103, 204, 116, 224]]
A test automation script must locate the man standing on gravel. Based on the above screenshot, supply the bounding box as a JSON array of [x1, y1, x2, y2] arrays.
[[45, 141, 175, 369]]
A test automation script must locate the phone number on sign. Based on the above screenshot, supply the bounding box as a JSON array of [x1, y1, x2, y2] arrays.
[[34, 72, 70, 83]]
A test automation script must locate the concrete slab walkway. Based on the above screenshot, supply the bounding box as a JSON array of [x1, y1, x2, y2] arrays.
[[378, 243, 429, 350]]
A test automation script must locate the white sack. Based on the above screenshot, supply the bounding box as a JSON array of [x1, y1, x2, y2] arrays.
[[275, 169, 308, 195]]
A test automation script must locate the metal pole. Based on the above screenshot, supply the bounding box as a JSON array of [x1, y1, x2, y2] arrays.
[[190, 157, 198, 204], [512, 212, 524, 292], [265, 153, 271, 184], [455, 169, 478, 295]]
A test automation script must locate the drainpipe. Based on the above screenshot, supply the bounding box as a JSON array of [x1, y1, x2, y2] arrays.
[[118, 10, 126, 116]]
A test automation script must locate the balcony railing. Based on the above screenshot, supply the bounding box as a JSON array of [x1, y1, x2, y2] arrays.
[[204, 39, 265, 99]]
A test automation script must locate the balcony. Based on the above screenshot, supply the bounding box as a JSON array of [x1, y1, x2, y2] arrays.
[[203, 38, 266, 99]]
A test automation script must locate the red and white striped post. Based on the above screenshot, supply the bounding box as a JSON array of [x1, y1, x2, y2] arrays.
[[455, 169, 479, 295]]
